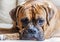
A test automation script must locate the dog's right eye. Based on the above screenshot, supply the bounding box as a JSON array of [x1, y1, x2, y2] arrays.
[[21, 18, 29, 27], [21, 18, 29, 23]]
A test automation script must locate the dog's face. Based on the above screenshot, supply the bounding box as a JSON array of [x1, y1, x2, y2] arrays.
[[18, 4, 46, 41], [9, 2, 54, 41]]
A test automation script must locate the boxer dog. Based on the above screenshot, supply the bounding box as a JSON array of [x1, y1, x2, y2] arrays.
[[9, 0, 59, 40]]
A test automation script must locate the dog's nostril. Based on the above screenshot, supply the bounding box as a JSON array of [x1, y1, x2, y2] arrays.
[[28, 29, 36, 34]]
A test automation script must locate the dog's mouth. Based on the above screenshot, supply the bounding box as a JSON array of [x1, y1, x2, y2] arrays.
[[21, 30, 44, 41], [20, 26, 45, 41]]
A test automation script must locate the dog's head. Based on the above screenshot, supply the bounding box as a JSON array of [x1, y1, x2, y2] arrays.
[[9, 2, 54, 41]]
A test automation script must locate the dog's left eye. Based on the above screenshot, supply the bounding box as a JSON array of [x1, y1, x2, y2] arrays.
[[37, 18, 44, 25], [38, 19, 44, 23]]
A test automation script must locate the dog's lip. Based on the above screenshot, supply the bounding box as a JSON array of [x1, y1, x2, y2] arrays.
[[28, 36, 44, 41], [30, 38, 37, 40], [22, 32, 44, 41]]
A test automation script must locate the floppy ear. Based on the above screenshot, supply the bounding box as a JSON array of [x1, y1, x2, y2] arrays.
[[42, 4, 55, 25], [9, 8, 16, 21], [46, 6, 54, 25], [47, 6, 54, 21], [9, 5, 22, 21]]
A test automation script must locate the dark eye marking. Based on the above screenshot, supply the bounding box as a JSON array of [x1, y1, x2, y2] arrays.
[[21, 18, 29, 23], [21, 18, 29, 27]]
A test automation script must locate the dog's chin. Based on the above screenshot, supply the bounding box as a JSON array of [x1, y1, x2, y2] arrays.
[[21, 30, 45, 41]]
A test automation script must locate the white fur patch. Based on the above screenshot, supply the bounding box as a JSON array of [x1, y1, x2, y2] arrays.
[[0, 35, 5, 40]]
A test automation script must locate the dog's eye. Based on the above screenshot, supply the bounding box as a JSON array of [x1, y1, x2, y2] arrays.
[[38, 19, 44, 23], [21, 18, 29, 23], [37, 18, 44, 25], [21, 18, 29, 27]]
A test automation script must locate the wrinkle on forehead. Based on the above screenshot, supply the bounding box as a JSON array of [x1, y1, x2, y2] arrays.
[[33, 4, 46, 19], [19, 3, 46, 21], [24, 7, 32, 21]]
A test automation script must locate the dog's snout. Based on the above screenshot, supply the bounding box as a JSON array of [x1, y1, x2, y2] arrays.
[[21, 24, 45, 41], [28, 25, 39, 34]]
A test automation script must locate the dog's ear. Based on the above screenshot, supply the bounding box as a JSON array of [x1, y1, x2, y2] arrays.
[[9, 8, 16, 21], [42, 3, 55, 25], [9, 6, 22, 21], [47, 6, 54, 21], [46, 6, 54, 25]]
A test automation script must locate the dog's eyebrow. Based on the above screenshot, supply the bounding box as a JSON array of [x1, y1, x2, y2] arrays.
[[21, 18, 29, 21]]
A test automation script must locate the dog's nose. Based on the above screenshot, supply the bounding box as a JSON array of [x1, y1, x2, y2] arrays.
[[28, 25, 38, 34], [28, 29, 36, 34], [21, 25, 45, 41], [28, 25, 44, 40], [27, 27, 45, 41]]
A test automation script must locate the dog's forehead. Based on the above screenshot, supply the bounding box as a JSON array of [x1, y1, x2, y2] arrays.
[[19, 3, 46, 20], [24, 5, 46, 19]]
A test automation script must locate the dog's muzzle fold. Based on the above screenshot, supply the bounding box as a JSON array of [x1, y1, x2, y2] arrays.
[[21, 25, 45, 41]]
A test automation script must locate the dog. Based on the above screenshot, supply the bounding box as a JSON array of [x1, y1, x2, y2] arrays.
[[9, 0, 59, 40]]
